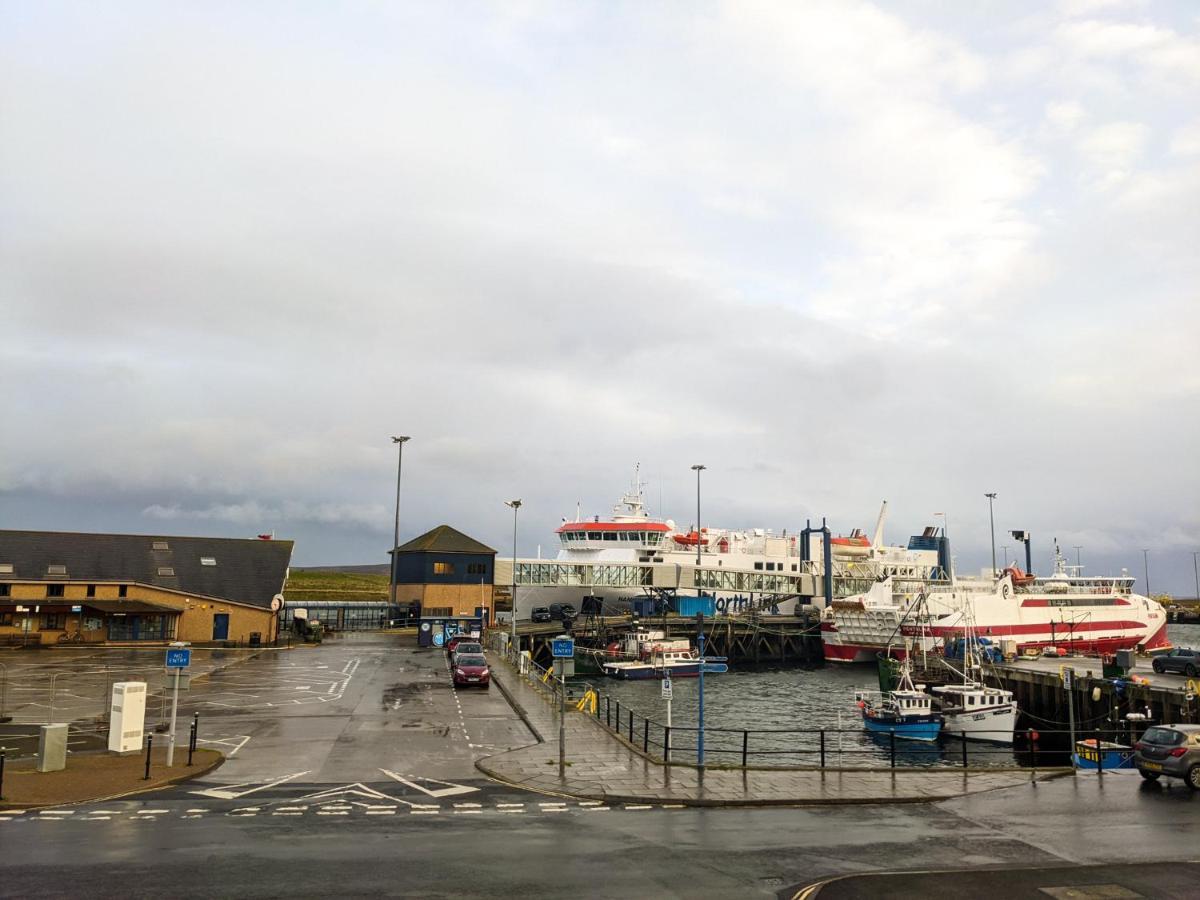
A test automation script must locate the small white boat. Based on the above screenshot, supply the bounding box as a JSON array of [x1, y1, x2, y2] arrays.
[[928, 683, 1017, 744]]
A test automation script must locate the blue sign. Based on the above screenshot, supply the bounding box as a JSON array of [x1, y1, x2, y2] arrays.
[[165, 648, 191, 668], [551, 638, 574, 659]]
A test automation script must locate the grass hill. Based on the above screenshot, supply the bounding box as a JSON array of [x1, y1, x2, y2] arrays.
[[284, 568, 390, 602]]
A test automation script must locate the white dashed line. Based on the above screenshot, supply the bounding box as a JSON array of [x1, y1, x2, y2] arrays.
[[365, 810, 396, 815], [274, 806, 307, 812], [661, 804, 685, 809], [453, 803, 482, 808], [39, 810, 75, 816], [411, 809, 440, 816], [316, 811, 348, 816], [624, 805, 652, 810], [496, 803, 524, 809], [83, 816, 112, 821], [584, 806, 611, 812]]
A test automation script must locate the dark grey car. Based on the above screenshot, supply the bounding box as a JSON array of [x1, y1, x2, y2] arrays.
[[1134, 724, 1200, 790], [1151, 648, 1200, 676]]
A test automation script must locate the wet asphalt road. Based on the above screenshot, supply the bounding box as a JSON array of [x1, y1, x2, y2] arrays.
[[1, 634, 1196, 898]]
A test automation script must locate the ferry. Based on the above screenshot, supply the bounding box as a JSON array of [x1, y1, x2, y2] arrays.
[[825, 543, 1170, 663], [514, 467, 947, 620]]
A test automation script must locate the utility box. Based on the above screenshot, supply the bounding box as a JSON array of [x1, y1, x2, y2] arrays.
[[1116, 649, 1136, 671], [108, 681, 148, 754], [38, 723, 68, 772]]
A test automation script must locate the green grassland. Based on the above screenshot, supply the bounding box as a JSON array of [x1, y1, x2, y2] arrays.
[[284, 569, 390, 601]]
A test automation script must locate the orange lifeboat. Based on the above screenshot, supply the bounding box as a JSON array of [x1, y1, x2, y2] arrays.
[[673, 529, 710, 546], [1003, 565, 1036, 586], [830, 530, 871, 557]]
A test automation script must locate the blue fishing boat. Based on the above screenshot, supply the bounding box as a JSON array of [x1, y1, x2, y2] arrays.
[[1072, 739, 1136, 770], [856, 659, 943, 742]]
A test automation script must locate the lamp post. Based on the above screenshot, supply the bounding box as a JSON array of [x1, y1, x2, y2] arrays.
[[1142, 548, 1151, 598], [691, 465, 706, 567], [1192, 551, 1199, 603], [1073, 546, 1082, 570], [1001, 545, 1009, 568], [985, 493, 997, 576], [505, 500, 522, 648], [389, 436, 411, 605]]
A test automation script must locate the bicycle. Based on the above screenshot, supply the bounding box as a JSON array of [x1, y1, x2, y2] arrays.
[[57, 630, 83, 644]]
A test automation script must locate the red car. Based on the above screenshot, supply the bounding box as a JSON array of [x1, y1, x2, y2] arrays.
[[452, 654, 490, 688]]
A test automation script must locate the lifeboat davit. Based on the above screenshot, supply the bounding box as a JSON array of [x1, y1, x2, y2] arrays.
[[674, 529, 710, 546]]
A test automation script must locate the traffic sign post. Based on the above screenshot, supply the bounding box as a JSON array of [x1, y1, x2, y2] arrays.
[[1063, 666, 1076, 768], [552, 635, 573, 779], [165, 643, 191, 766]]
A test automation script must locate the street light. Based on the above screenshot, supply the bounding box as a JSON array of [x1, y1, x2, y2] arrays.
[[1142, 548, 1151, 598], [1001, 545, 1009, 568], [505, 500, 522, 648], [1192, 551, 1199, 603], [691, 465, 706, 567], [390, 436, 411, 606], [985, 493, 997, 577]]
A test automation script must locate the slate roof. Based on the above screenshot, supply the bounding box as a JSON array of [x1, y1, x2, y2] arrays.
[[0, 530, 294, 610], [394, 525, 496, 555]]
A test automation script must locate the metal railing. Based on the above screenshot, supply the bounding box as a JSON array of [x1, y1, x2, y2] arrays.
[[489, 633, 1094, 773]]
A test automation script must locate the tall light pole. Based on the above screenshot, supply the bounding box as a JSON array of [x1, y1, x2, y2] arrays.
[[1142, 548, 1151, 598], [1001, 545, 1009, 568], [390, 436, 411, 606], [505, 499, 521, 648], [985, 493, 997, 576], [1073, 546, 1082, 570], [1193, 551, 1199, 603], [691, 465, 706, 568]]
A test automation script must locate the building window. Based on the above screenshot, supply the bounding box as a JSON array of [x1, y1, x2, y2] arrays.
[[46, 584, 65, 597], [466, 563, 488, 576], [41, 612, 66, 630], [0, 583, 9, 597], [0, 563, 13, 574], [47, 564, 67, 575], [87, 584, 96, 597], [200, 557, 217, 566], [157, 567, 175, 576], [433, 562, 455, 575], [118, 585, 128, 598], [152, 541, 169, 550], [0, 612, 12, 626]]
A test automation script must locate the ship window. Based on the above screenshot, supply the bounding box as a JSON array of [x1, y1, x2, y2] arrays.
[[603, 532, 618, 541], [588, 532, 602, 541], [754, 562, 763, 571]]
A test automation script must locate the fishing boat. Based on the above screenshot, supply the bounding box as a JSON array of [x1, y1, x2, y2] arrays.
[[1072, 738, 1136, 770], [855, 659, 943, 742], [601, 647, 729, 680]]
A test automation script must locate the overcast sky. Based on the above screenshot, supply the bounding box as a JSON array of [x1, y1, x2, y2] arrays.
[[2, 1, 1197, 592]]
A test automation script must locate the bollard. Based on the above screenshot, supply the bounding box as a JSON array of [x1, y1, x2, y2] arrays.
[[643, 719, 649, 754], [615, 700, 620, 732], [741, 730, 749, 767], [606, 696, 612, 728], [889, 731, 896, 769], [0, 750, 5, 800], [820, 729, 826, 769], [628, 709, 633, 743], [1096, 729, 1103, 782], [962, 731, 968, 768], [1029, 729, 1038, 784], [187, 719, 196, 767], [144, 735, 153, 780]]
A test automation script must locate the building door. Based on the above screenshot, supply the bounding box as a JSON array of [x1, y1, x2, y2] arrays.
[[212, 614, 230, 641]]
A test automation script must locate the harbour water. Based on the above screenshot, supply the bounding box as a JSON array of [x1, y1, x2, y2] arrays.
[[586, 623, 1200, 769]]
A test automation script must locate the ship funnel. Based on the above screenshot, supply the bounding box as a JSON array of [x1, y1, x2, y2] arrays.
[[871, 500, 888, 548]]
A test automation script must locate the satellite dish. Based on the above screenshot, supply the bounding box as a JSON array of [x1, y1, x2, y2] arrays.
[[270, 594, 284, 612]]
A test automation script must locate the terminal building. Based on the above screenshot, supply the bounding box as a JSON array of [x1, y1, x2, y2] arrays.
[[0, 529, 292, 646], [391, 525, 496, 646]]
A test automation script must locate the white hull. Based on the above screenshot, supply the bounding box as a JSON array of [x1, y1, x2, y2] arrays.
[[940, 703, 1018, 744]]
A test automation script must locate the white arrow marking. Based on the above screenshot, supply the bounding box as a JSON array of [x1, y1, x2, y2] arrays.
[[378, 770, 479, 798], [189, 771, 311, 800], [287, 783, 424, 808]]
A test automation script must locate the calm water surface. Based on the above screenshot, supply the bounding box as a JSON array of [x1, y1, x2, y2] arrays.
[[584, 623, 1200, 769]]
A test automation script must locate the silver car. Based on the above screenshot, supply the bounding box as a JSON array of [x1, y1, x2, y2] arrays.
[[1135, 723, 1200, 790]]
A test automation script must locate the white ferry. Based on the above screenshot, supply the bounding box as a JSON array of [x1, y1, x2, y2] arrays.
[[824, 544, 1170, 663]]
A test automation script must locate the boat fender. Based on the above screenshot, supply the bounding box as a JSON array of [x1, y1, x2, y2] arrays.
[[1092, 686, 1102, 702], [1186, 679, 1198, 701]]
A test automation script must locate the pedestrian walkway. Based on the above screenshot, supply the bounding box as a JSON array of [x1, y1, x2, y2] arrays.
[[480, 652, 1060, 806]]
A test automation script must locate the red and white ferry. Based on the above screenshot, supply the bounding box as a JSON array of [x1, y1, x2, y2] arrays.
[[822, 545, 1170, 662]]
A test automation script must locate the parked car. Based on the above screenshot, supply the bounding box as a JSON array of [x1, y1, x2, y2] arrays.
[[530, 607, 552, 623], [452, 654, 490, 688], [1151, 648, 1200, 676], [445, 634, 467, 654], [548, 603, 577, 621], [451, 641, 483, 663], [1134, 723, 1200, 790]]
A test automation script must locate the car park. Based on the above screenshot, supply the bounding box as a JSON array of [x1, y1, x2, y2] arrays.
[[1134, 723, 1200, 790], [530, 607, 552, 623], [1151, 647, 1200, 676], [452, 654, 490, 688]]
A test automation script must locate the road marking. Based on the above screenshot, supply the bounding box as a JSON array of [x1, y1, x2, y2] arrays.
[[577, 800, 603, 806], [82, 816, 112, 821], [453, 809, 482, 815], [661, 804, 685, 809], [585, 806, 611, 812], [379, 770, 479, 798], [453, 803, 482, 808], [411, 809, 440, 815], [185, 808, 208, 813], [0, 810, 27, 815], [275, 806, 308, 812], [496, 803, 524, 809], [365, 810, 396, 815], [624, 805, 652, 810], [272, 812, 303, 817], [537, 802, 566, 807], [316, 811, 348, 816], [190, 770, 311, 800], [542, 807, 569, 813]]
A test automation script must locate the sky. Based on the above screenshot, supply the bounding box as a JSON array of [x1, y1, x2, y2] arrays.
[[2, 1, 1198, 593]]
